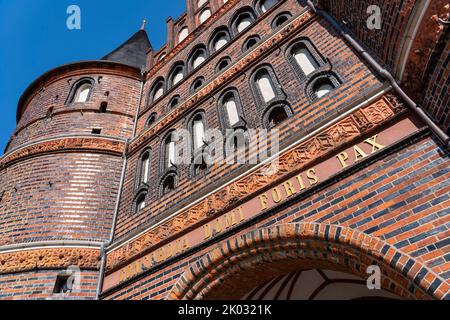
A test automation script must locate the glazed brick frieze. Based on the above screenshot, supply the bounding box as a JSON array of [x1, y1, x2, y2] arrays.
[[0, 136, 125, 170], [105, 95, 406, 273], [0, 247, 100, 275]]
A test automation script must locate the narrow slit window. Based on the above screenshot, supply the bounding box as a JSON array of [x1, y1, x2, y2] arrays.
[[225, 96, 240, 126], [140, 152, 150, 184], [193, 116, 206, 150]]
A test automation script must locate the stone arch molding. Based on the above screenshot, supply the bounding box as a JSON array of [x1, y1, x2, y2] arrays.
[[167, 223, 447, 300]]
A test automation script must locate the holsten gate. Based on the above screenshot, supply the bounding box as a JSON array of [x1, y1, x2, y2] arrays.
[[0, 0, 449, 300]]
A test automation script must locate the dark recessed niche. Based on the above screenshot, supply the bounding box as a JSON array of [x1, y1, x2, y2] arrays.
[[46, 106, 54, 119], [100, 102, 108, 113], [53, 275, 73, 294], [92, 128, 102, 135]]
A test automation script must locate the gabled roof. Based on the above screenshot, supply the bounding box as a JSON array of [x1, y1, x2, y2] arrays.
[[101, 29, 151, 69]]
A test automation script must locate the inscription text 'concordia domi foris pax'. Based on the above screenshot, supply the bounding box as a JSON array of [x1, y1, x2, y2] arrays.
[[106, 132, 390, 290], [108, 131, 392, 289]]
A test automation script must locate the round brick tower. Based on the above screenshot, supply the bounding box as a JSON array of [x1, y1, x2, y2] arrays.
[[0, 28, 150, 299]]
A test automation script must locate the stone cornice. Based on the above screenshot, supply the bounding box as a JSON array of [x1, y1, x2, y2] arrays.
[[0, 247, 101, 275], [0, 136, 125, 170], [130, 9, 315, 155], [105, 94, 406, 273]]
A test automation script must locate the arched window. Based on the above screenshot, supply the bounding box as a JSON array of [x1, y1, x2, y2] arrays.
[[193, 153, 208, 176], [189, 46, 208, 70], [148, 79, 165, 105], [216, 57, 231, 72], [67, 78, 94, 104], [75, 83, 91, 103], [287, 39, 325, 80], [271, 12, 291, 29], [259, 0, 278, 13], [198, 0, 208, 8], [158, 53, 166, 61], [224, 128, 249, 165], [178, 27, 189, 43], [232, 9, 256, 34], [168, 63, 185, 87], [219, 89, 246, 128], [138, 150, 151, 186], [243, 35, 261, 52], [135, 192, 147, 213], [146, 113, 158, 127], [191, 77, 205, 93], [190, 113, 206, 150], [315, 81, 334, 98], [168, 95, 180, 110], [163, 131, 177, 170], [293, 47, 318, 76], [250, 65, 286, 108], [256, 71, 276, 103], [268, 106, 288, 126], [161, 173, 176, 195], [224, 96, 240, 126], [263, 103, 293, 128], [306, 72, 341, 102], [199, 9, 211, 24], [210, 28, 231, 52]]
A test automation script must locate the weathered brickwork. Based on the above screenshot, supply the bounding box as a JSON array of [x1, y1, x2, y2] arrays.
[[114, 7, 384, 241], [0, 248, 100, 275], [319, 0, 417, 70], [422, 29, 450, 135], [0, 270, 99, 300], [7, 71, 140, 152], [102, 132, 449, 300], [136, 0, 306, 133], [0, 152, 122, 245], [0, 0, 448, 300]]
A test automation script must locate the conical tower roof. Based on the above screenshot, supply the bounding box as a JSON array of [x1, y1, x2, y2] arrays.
[[102, 23, 151, 69]]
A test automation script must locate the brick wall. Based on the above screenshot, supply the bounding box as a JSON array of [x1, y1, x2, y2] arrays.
[[319, 0, 417, 70], [113, 5, 384, 241], [0, 270, 99, 300], [0, 152, 122, 245], [103, 132, 450, 300], [7, 72, 141, 153], [421, 30, 450, 135]]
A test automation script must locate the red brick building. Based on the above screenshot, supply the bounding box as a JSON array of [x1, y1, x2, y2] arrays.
[[0, 0, 449, 300]]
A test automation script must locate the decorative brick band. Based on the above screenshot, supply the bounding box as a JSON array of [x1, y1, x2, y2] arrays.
[[0, 247, 101, 275], [105, 94, 405, 272], [167, 223, 448, 300], [130, 9, 315, 154], [0, 136, 125, 169]]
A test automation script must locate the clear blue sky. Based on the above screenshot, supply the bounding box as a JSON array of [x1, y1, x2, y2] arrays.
[[0, 0, 185, 153]]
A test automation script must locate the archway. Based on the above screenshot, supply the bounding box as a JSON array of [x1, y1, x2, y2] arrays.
[[242, 269, 398, 300], [167, 223, 442, 300]]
